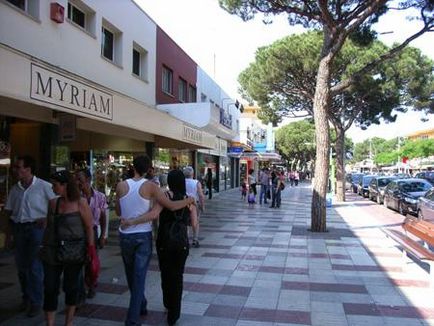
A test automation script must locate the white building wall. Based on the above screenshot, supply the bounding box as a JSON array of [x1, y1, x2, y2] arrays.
[[196, 67, 240, 138], [0, 0, 157, 105]]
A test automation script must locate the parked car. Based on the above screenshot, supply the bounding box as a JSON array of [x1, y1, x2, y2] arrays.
[[350, 173, 364, 193], [383, 178, 433, 216], [415, 171, 434, 186], [357, 175, 375, 197], [393, 173, 411, 179], [368, 176, 396, 204], [418, 189, 434, 221]]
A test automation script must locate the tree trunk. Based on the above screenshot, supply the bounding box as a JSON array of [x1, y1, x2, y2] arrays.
[[311, 55, 332, 232], [335, 126, 346, 202]]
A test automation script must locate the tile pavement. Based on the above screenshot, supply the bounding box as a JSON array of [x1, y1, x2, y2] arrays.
[[0, 182, 433, 325]]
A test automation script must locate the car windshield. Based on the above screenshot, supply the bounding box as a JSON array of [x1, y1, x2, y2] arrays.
[[378, 178, 393, 187], [398, 181, 432, 193]]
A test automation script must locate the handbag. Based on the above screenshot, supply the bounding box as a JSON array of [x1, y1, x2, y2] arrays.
[[85, 245, 100, 288], [57, 238, 87, 264], [279, 182, 285, 191], [166, 207, 189, 251]]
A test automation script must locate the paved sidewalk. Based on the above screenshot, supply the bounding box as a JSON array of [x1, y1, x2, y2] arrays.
[[1, 182, 433, 325]]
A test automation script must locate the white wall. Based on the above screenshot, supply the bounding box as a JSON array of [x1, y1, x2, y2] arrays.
[[0, 0, 157, 105], [196, 67, 240, 137]]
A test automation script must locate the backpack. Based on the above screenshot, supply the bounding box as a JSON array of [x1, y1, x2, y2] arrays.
[[158, 192, 190, 253], [166, 207, 189, 251]]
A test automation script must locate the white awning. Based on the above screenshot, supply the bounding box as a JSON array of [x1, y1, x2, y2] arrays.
[[258, 152, 282, 162]]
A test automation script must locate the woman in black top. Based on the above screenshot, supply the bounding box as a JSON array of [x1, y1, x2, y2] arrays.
[[156, 170, 196, 325]]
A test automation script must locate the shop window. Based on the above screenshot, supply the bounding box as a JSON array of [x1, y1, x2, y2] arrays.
[[188, 85, 197, 103], [67, 1, 96, 36], [178, 78, 187, 102], [162, 66, 173, 95], [132, 42, 148, 81], [101, 19, 122, 66], [5, 0, 40, 19]]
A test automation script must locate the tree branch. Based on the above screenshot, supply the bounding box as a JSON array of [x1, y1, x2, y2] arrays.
[[331, 22, 434, 95]]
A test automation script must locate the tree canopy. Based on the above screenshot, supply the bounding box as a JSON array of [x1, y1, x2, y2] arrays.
[[275, 119, 316, 168], [239, 31, 433, 129], [352, 137, 434, 165]]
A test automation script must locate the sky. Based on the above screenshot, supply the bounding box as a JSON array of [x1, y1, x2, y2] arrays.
[[135, 0, 433, 143]]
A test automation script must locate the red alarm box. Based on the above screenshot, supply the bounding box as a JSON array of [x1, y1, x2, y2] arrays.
[[50, 2, 64, 23]]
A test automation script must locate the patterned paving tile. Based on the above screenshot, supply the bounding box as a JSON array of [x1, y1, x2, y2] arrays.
[[282, 281, 368, 294], [97, 282, 129, 295], [332, 264, 402, 272], [184, 281, 223, 294], [220, 285, 251, 297], [344, 303, 434, 319], [205, 304, 242, 319]]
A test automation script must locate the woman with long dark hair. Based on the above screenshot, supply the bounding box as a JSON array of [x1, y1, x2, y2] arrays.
[[41, 170, 94, 326], [157, 169, 196, 325]]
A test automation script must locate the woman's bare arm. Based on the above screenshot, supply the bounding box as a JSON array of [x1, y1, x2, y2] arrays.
[[79, 198, 95, 245]]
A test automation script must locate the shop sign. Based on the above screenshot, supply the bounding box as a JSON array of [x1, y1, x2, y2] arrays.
[[219, 108, 232, 129], [58, 113, 76, 142], [228, 146, 243, 154], [183, 125, 203, 145], [30, 63, 113, 121], [219, 139, 228, 155]]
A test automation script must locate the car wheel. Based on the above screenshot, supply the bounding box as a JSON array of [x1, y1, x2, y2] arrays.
[[377, 195, 381, 204], [398, 202, 406, 216], [418, 209, 424, 220]]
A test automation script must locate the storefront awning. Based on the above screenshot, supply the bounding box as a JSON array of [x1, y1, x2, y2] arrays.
[[157, 102, 238, 141], [258, 152, 282, 162]]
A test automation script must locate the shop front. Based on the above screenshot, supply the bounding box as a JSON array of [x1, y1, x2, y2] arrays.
[[197, 138, 231, 194], [0, 46, 215, 209]]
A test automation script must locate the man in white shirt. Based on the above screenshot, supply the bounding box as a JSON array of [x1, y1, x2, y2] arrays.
[[5, 155, 56, 317], [183, 166, 205, 247]]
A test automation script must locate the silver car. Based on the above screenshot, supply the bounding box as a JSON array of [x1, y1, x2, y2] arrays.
[[418, 189, 434, 222]]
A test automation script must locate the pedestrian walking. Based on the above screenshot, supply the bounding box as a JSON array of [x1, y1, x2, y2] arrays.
[[156, 170, 198, 325], [259, 168, 270, 205], [183, 166, 205, 248], [247, 187, 256, 207], [248, 168, 257, 197], [240, 178, 247, 201], [205, 168, 213, 199], [289, 170, 295, 187], [115, 155, 194, 326], [4, 155, 56, 317], [294, 171, 300, 186], [269, 171, 283, 208], [76, 168, 107, 299], [41, 170, 96, 326]]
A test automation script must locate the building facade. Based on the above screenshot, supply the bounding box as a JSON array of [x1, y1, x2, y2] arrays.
[[154, 28, 241, 192], [0, 0, 217, 207]]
